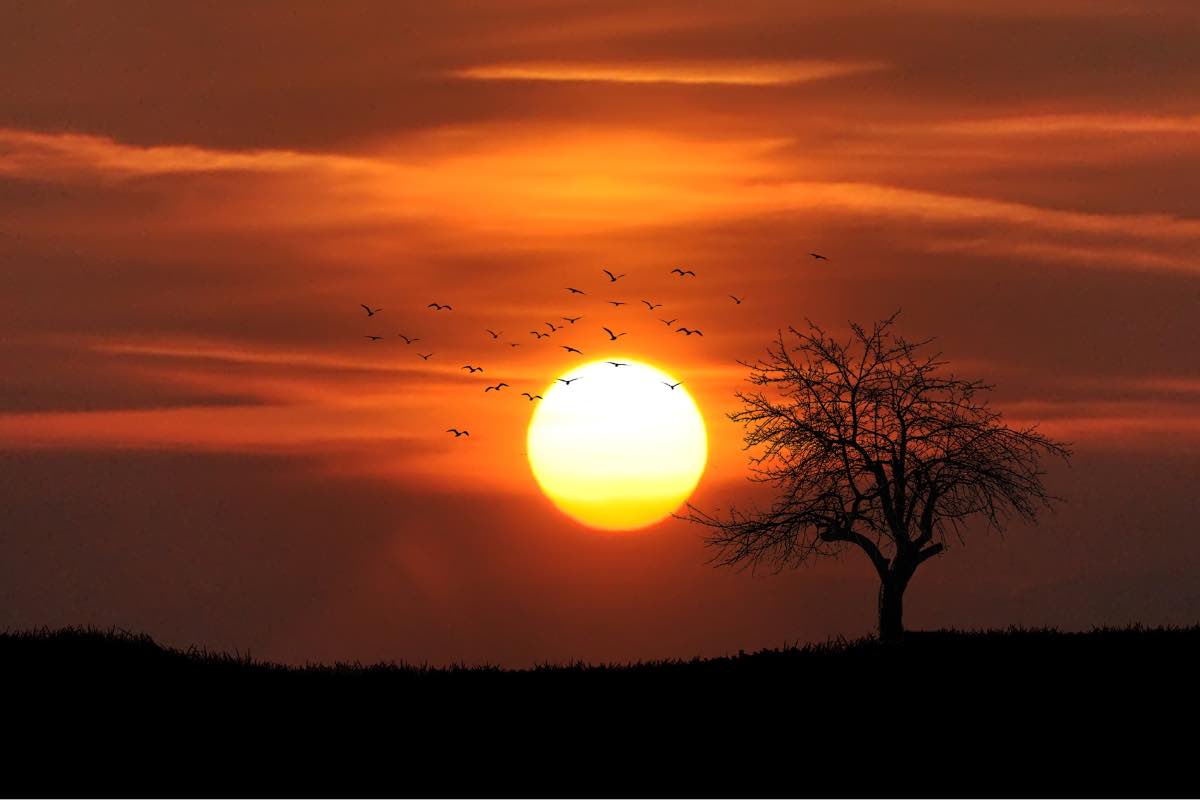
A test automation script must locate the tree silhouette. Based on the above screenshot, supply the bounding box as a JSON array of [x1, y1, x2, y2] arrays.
[[683, 313, 1071, 642]]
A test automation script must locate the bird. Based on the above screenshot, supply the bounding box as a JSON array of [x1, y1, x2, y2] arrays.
[[602, 327, 627, 341], [809, 252, 829, 261], [428, 303, 453, 311], [486, 329, 501, 339], [462, 365, 484, 373], [521, 392, 543, 401], [508, 342, 521, 347], [561, 345, 583, 354], [530, 330, 548, 339], [418, 352, 434, 359], [557, 377, 581, 386], [566, 287, 586, 295], [641, 300, 662, 311], [484, 383, 509, 392], [397, 334, 420, 344], [670, 268, 696, 277], [607, 361, 630, 367], [545, 322, 561, 332], [663, 381, 682, 390], [676, 327, 703, 336], [608, 301, 627, 308], [446, 428, 470, 437], [603, 269, 625, 282], [361, 304, 382, 316], [729, 295, 744, 305], [364, 335, 384, 341], [562, 316, 582, 324], [660, 318, 678, 327]]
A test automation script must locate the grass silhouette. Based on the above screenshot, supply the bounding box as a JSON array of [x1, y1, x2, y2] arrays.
[[6, 624, 1195, 795]]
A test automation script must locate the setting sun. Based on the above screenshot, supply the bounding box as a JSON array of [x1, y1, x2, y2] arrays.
[[526, 359, 708, 531]]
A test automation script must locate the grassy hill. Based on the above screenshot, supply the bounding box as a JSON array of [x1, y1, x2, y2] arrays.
[[5, 625, 1196, 795]]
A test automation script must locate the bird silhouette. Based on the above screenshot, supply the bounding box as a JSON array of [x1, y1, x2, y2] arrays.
[[729, 295, 744, 304], [607, 361, 630, 367], [561, 345, 583, 354], [545, 322, 561, 332], [660, 318, 678, 327], [602, 327, 627, 341], [562, 316, 582, 324], [521, 392, 543, 401], [670, 269, 696, 277], [663, 381, 682, 390], [809, 252, 829, 261], [608, 301, 627, 308], [641, 300, 662, 311], [566, 287, 586, 295], [428, 303, 453, 311], [397, 334, 420, 344], [361, 304, 382, 316], [484, 383, 509, 392], [603, 269, 626, 282], [508, 342, 521, 347], [364, 335, 384, 341], [446, 428, 470, 437], [418, 352, 434, 359], [462, 365, 484, 373], [486, 329, 501, 339], [558, 377, 581, 385], [530, 331, 548, 339], [676, 327, 703, 336]]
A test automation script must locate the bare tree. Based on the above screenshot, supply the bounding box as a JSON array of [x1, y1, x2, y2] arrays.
[[683, 313, 1070, 642]]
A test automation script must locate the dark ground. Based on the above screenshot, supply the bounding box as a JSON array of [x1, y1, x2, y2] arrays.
[[4, 625, 1196, 797]]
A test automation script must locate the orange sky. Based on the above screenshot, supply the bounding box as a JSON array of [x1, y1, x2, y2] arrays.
[[2, 1, 1199, 665]]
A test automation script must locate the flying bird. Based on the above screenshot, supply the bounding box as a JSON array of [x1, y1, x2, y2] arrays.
[[660, 318, 678, 327], [663, 381, 682, 390], [562, 316, 582, 324], [508, 342, 521, 347], [561, 345, 583, 354], [641, 300, 662, 311], [608, 301, 627, 308], [486, 329, 501, 339], [531, 331, 548, 339], [670, 269, 696, 277], [397, 334, 420, 344], [729, 295, 744, 305], [462, 365, 484, 373], [545, 322, 561, 332], [676, 327, 703, 336], [428, 303, 453, 311], [364, 335, 384, 341], [418, 352, 434, 359], [607, 361, 630, 368], [521, 393, 543, 401], [566, 287, 586, 295], [809, 252, 829, 261], [557, 377, 581, 385], [602, 327, 627, 341], [603, 269, 626, 282], [484, 383, 509, 392], [360, 304, 382, 316], [446, 429, 470, 437]]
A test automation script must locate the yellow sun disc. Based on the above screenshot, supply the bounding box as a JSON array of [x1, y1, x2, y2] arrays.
[[526, 359, 708, 531]]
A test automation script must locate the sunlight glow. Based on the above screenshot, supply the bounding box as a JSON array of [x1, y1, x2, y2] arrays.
[[526, 360, 707, 531]]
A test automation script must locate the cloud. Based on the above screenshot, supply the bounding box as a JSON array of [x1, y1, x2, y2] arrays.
[[451, 60, 889, 86]]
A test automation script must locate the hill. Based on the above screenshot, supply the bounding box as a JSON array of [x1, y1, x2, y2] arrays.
[[4, 625, 1196, 795]]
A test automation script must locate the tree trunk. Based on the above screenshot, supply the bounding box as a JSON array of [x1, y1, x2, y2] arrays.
[[878, 577, 905, 644]]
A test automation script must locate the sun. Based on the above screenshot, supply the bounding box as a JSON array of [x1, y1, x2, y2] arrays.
[[526, 359, 708, 531]]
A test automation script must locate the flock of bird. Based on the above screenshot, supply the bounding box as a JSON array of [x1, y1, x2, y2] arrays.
[[357, 255, 832, 439]]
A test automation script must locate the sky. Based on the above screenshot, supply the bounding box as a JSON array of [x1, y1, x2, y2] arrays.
[[2, 1, 1199, 666]]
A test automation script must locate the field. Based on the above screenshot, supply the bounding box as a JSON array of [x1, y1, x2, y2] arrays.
[[4, 625, 1196, 795]]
